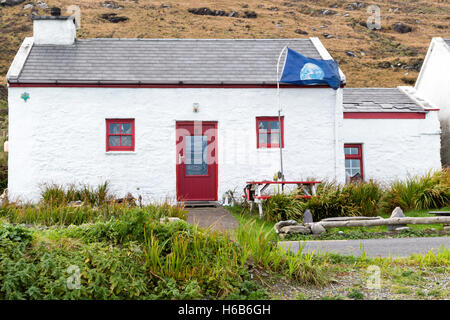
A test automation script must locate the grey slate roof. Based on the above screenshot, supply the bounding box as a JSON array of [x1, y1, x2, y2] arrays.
[[343, 88, 426, 113], [13, 38, 324, 84]]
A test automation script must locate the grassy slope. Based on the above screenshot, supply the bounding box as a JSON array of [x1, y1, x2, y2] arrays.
[[0, 0, 449, 88]]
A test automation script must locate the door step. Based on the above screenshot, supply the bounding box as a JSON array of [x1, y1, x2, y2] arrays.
[[182, 201, 220, 208]]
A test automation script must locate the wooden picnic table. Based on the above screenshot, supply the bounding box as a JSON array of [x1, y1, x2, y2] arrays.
[[244, 180, 321, 219]]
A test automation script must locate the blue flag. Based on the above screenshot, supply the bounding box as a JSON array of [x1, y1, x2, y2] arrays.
[[280, 48, 341, 89]]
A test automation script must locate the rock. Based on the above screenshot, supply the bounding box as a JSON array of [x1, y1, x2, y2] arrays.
[[322, 216, 383, 222], [388, 207, 407, 231], [338, 231, 344, 235], [444, 226, 450, 232], [243, 11, 257, 18], [274, 220, 298, 233], [303, 210, 313, 224], [360, 50, 366, 56], [0, 188, 8, 205], [23, 3, 33, 9], [311, 223, 326, 235], [346, 2, 366, 11], [317, 9, 336, 16], [1, 0, 25, 6], [102, 1, 123, 9], [101, 13, 129, 23], [50, 7, 61, 16], [394, 226, 410, 231], [160, 217, 181, 224], [36, 1, 48, 9], [69, 200, 84, 207], [346, 51, 358, 57], [323, 33, 334, 39], [393, 22, 412, 34], [295, 29, 308, 35], [279, 225, 311, 235], [390, 207, 405, 218]]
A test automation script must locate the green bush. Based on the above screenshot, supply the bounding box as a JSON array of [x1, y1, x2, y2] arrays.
[[382, 169, 450, 211], [41, 182, 112, 207], [262, 193, 303, 222]]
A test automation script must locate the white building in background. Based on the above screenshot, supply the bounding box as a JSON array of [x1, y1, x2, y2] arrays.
[[414, 37, 450, 166], [6, 16, 441, 203]]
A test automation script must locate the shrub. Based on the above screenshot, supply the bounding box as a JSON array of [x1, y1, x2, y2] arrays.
[[41, 182, 112, 207], [382, 170, 450, 211], [262, 193, 303, 222]]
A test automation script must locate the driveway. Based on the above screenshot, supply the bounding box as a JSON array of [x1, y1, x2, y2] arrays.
[[280, 237, 450, 258], [186, 206, 239, 232]]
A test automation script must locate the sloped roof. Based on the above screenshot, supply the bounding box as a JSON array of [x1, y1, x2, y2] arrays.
[[444, 39, 450, 47], [12, 38, 325, 85], [343, 88, 426, 113]]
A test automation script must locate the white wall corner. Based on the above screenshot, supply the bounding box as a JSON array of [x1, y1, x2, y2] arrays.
[[6, 37, 34, 83], [309, 37, 346, 84]]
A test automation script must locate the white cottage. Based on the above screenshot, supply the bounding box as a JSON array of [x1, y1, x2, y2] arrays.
[[414, 37, 450, 165], [6, 16, 442, 203]]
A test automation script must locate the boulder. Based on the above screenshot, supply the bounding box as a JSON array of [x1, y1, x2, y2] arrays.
[[394, 226, 410, 232], [294, 29, 308, 35], [279, 225, 311, 235], [1, 0, 25, 6], [160, 217, 181, 224], [274, 220, 298, 233], [101, 13, 129, 23], [303, 210, 313, 224], [69, 200, 84, 207], [388, 207, 407, 231], [393, 22, 412, 34], [311, 223, 326, 235]]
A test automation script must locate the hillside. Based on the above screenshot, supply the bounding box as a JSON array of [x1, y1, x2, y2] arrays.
[[0, 0, 449, 94]]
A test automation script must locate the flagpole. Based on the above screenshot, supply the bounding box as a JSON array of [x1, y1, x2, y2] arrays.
[[276, 46, 288, 187]]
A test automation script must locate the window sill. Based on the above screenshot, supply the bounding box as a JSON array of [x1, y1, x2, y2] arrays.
[[105, 151, 137, 155]]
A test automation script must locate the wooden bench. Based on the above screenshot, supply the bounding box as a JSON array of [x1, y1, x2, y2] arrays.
[[429, 211, 450, 226]]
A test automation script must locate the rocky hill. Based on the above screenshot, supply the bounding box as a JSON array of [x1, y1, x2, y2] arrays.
[[0, 0, 449, 94]]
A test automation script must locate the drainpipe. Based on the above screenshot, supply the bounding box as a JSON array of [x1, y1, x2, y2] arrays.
[[334, 88, 343, 181]]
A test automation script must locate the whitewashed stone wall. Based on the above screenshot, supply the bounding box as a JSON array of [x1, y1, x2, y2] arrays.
[[8, 87, 344, 203], [343, 112, 442, 184]]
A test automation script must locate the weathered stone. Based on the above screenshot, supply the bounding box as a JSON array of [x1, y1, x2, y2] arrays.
[[294, 29, 308, 35], [303, 210, 313, 224], [1, 0, 25, 7], [160, 217, 181, 224], [311, 223, 326, 235], [68, 200, 84, 207], [36, 1, 48, 9], [274, 220, 298, 233], [346, 51, 358, 57], [443, 226, 450, 232], [393, 22, 412, 34], [388, 207, 407, 231], [322, 216, 382, 222], [243, 11, 257, 18], [394, 226, 410, 231], [101, 13, 129, 23], [279, 225, 311, 235], [103, 1, 123, 9], [23, 3, 33, 9]]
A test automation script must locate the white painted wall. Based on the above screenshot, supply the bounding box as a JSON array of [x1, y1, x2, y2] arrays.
[[343, 112, 442, 184], [415, 38, 450, 165], [8, 87, 344, 203]]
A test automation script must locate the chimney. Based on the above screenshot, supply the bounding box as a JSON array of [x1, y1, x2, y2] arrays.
[[32, 16, 76, 45]]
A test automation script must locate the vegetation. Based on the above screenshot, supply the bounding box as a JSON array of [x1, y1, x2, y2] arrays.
[[259, 170, 450, 223]]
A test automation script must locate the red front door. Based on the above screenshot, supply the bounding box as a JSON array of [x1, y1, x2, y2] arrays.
[[176, 121, 218, 201]]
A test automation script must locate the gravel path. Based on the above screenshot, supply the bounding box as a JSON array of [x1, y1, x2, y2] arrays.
[[280, 237, 450, 258], [186, 206, 239, 232]]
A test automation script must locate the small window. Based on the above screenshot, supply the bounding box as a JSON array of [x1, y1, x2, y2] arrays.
[[106, 119, 135, 151], [344, 144, 363, 181], [256, 116, 284, 148]]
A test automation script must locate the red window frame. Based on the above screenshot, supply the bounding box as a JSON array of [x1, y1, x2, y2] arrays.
[[256, 116, 285, 149], [344, 144, 363, 180], [106, 119, 135, 151]]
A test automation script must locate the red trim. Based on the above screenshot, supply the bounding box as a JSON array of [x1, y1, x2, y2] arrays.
[[344, 112, 426, 119], [106, 119, 135, 151], [425, 109, 440, 111], [8, 83, 344, 89], [246, 181, 321, 185], [344, 144, 363, 180], [256, 116, 285, 149]]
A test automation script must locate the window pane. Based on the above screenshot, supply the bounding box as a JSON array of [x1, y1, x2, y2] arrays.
[[109, 123, 120, 134], [185, 136, 208, 175], [259, 133, 268, 145], [270, 120, 280, 130], [344, 147, 359, 155], [270, 132, 280, 146], [258, 121, 269, 132], [121, 135, 132, 146], [109, 136, 120, 146], [351, 159, 361, 169], [121, 123, 132, 134]]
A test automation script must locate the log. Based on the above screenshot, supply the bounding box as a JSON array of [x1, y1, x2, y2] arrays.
[[318, 216, 450, 229]]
